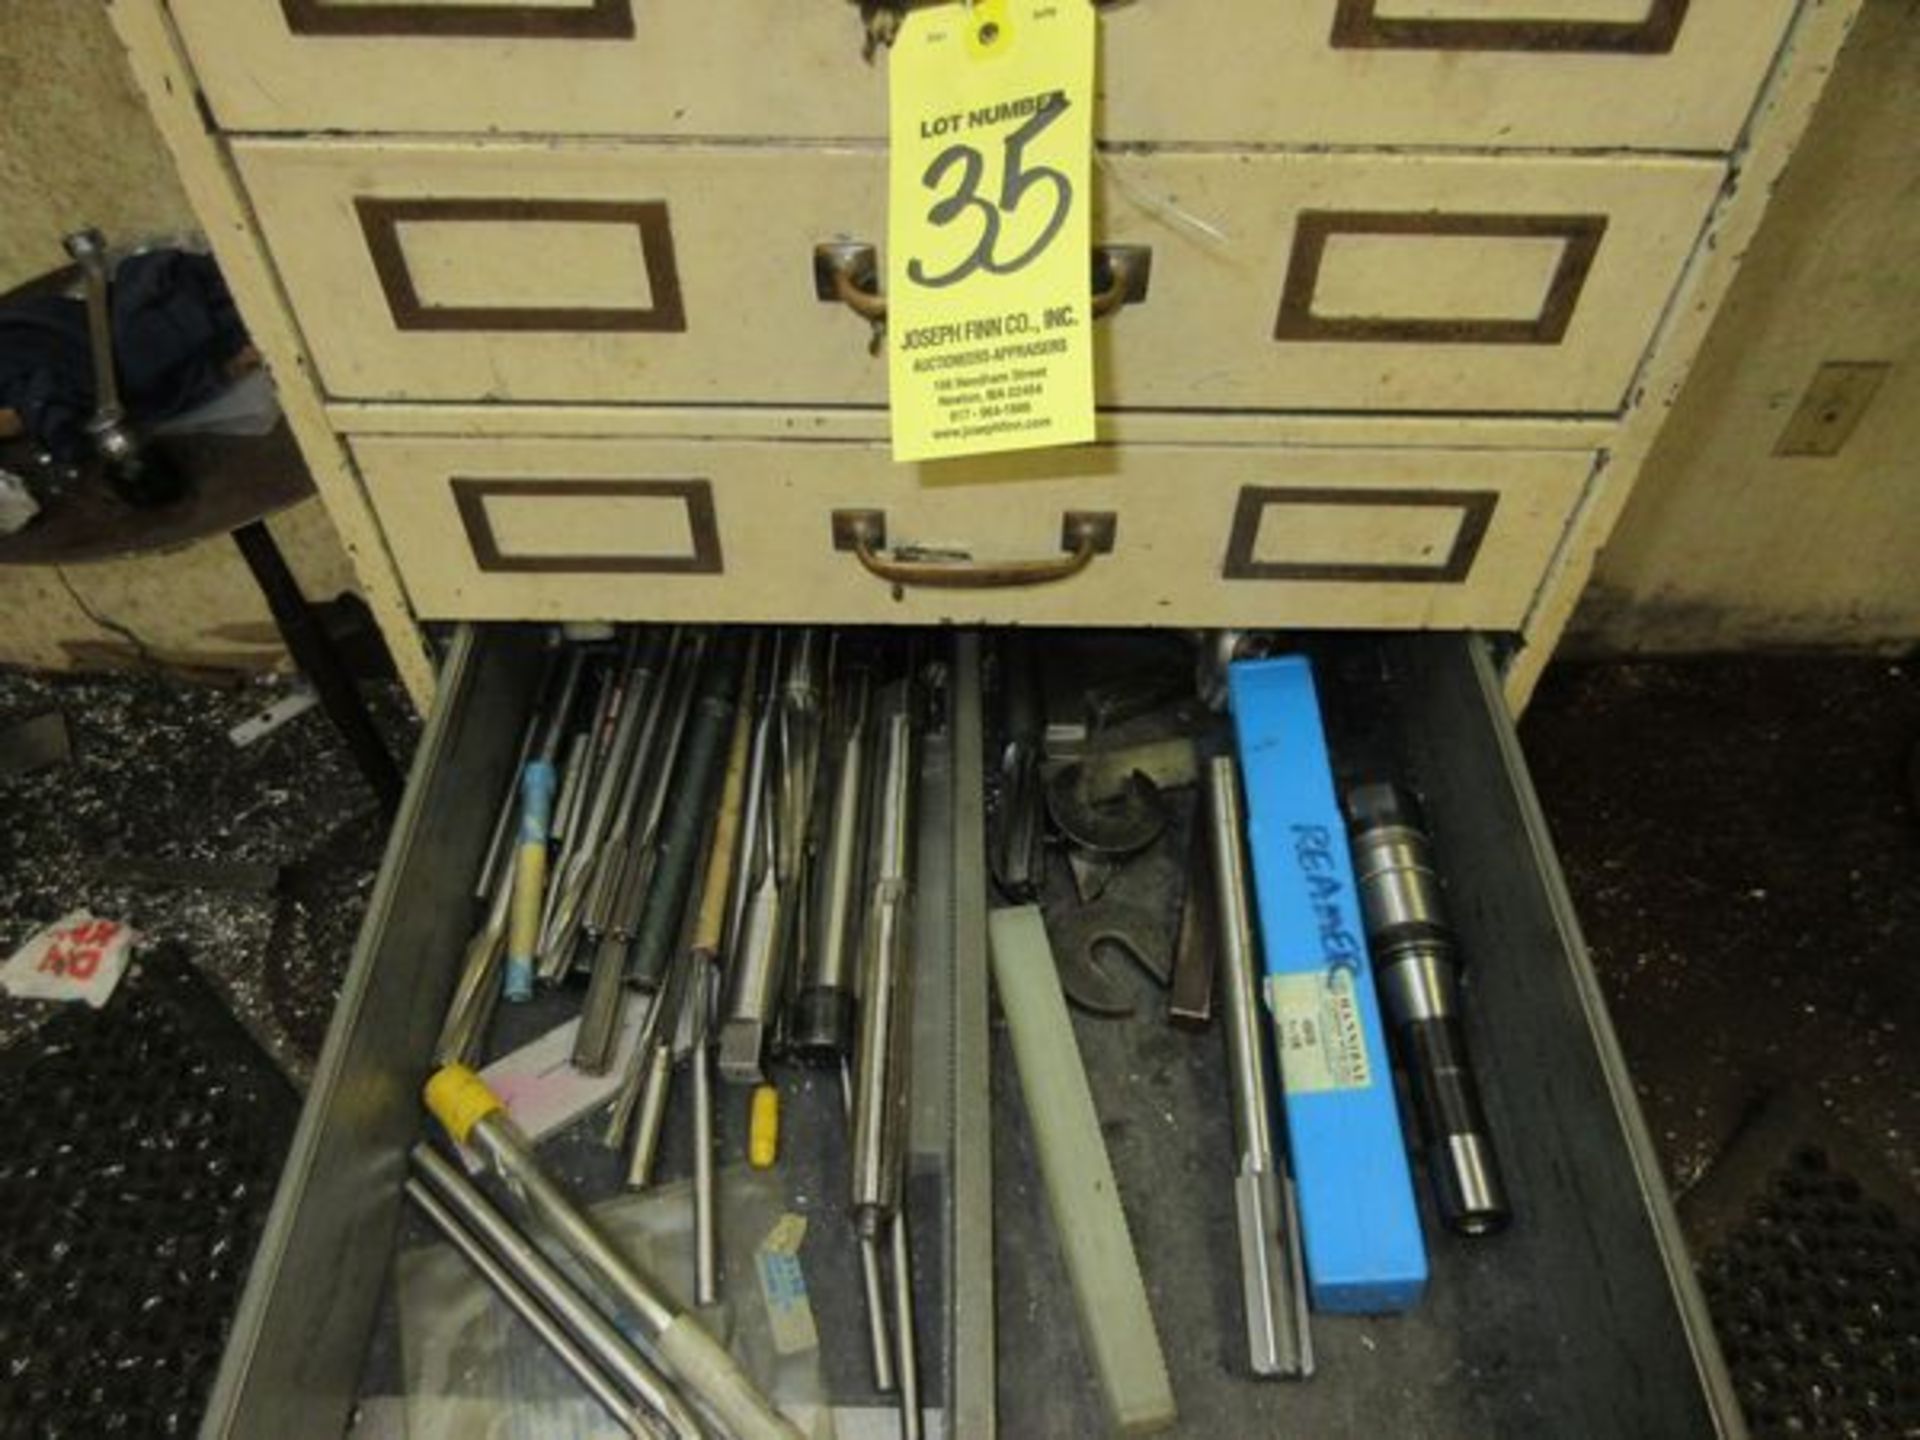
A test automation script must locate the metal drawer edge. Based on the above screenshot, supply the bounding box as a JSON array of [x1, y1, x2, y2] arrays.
[[198, 627, 1734, 1439], [201, 626, 540, 1439], [1468, 638, 1745, 1439]]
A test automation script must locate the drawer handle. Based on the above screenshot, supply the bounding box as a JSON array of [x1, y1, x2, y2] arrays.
[[832, 509, 1117, 590], [814, 243, 1151, 352]]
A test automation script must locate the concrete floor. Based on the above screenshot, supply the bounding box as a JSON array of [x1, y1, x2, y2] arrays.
[[1, 649, 1914, 1432], [1522, 654, 1920, 1204], [0, 666, 415, 1086]]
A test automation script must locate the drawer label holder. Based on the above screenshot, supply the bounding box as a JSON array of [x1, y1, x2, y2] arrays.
[[887, 0, 1096, 462]]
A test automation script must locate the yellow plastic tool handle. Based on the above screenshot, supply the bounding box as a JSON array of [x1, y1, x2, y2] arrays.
[[425, 1063, 504, 1145], [749, 1084, 780, 1169], [505, 759, 557, 999]]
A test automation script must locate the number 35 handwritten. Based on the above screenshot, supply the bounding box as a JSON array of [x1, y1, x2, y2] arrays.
[[907, 96, 1073, 290]]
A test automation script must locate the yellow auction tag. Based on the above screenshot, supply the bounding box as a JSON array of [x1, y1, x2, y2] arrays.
[[887, 0, 1096, 462]]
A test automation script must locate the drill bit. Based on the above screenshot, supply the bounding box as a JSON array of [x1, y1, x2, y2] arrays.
[[1208, 755, 1313, 1379], [543, 630, 672, 981], [575, 635, 707, 1073]]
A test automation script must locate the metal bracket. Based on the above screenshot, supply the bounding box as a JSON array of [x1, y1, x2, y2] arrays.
[[815, 242, 880, 303], [833, 508, 886, 552], [1094, 245, 1153, 307], [1062, 511, 1119, 554]]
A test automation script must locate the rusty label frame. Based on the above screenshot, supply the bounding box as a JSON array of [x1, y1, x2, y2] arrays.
[[1222, 485, 1499, 584], [1274, 210, 1608, 346], [1330, 0, 1689, 54], [355, 198, 685, 334], [281, 0, 635, 39], [451, 478, 722, 575]]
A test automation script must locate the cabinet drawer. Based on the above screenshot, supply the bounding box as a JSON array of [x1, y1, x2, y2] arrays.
[[200, 624, 1735, 1437], [176, 0, 1790, 154], [350, 434, 1594, 631], [239, 140, 1721, 417]]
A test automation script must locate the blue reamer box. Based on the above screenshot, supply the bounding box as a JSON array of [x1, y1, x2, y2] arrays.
[[1228, 655, 1428, 1313]]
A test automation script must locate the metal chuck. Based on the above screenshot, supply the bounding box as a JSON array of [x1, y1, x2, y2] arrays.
[[1346, 782, 1511, 1237]]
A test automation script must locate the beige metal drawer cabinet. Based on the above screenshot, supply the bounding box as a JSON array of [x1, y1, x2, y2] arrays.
[[173, 0, 1793, 152], [238, 140, 1723, 416], [112, 0, 1862, 708], [350, 433, 1594, 629]]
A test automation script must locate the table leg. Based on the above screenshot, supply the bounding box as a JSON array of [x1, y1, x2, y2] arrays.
[[231, 518, 403, 814]]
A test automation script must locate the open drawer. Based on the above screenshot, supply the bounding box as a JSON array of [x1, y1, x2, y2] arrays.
[[199, 624, 1737, 1438]]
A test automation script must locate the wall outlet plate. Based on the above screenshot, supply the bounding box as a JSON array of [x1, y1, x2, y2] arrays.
[[1774, 361, 1891, 457]]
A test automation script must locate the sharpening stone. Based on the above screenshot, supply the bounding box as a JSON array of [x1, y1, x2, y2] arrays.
[[988, 905, 1176, 1434], [1228, 655, 1428, 1313]]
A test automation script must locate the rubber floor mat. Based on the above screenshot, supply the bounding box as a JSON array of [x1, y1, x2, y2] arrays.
[[0, 946, 299, 1438], [1685, 1094, 1920, 1439]]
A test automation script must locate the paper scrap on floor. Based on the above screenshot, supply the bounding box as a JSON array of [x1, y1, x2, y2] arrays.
[[0, 911, 137, 1008]]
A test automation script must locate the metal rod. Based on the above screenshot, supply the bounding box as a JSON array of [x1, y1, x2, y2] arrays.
[[717, 809, 783, 1086], [552, 727, 590, 844], [547, 630, 672, 975], [625, 1021, 678, 1189], [1206, 755, 1312, 1380], [405, 1175, 659, 1440], [716, 646, 783, 1084], [410, 1146, 699, 1440], [948, 633, 997, 1440], [65, 229, 122, 421], [535, 645, 607, 946], [620, 899, 703, 1187], [577, 631, 647, 842], [889, 1211, 922, 1440], [775, 629, 827, 892], [434, 862, 513, 1067], [608, 791, 726, 1173], [840, 1059, 897, 1394], [696, 633, 763, 966], [566, 632, 683, 980], [603, 987, 660, 1150], [577, 636, 708, 1072], [1168, 819, 1218, 1030], [428, 1080, 801, 1440], [691, 992, 719, 1306], [792, 661, 872, 1063], [861, 1234, 896, 1395], [773, 634, 831, 1045], [850, 689, 916, 1241], [718, 631, 824, 1082], [723, 633, 780, 980], [628, 638, 746, 993], [537, 655, 609, 961], [688, 634, 762, 1303], [989, 630, 1045, 902]]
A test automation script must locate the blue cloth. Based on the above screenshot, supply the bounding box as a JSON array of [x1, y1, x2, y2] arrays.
[[0, 249, 248, 461]]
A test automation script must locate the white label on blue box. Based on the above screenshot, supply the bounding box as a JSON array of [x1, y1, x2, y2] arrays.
[[1267, 971, 1374, 1094]]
